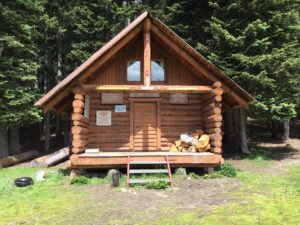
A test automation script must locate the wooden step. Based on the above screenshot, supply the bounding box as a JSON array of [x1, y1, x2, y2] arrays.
[[129, 178, 170, 184], [130, 161, 167, 165], [130, 169, 168, 174]]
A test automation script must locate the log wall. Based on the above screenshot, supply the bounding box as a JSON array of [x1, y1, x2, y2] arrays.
[[71, 87, 89, 156], [87, 92, 203, 151], [201, 82, 223, 154]]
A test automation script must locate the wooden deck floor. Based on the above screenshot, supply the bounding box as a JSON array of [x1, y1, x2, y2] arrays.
[[70, 151, 223, 169]]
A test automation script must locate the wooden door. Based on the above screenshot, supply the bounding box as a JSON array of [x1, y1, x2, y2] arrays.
[[133, 102, 158, 151]]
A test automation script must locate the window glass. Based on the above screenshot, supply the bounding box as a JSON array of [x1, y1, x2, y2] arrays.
[[127, 61, 141, 81], [151, 60, 165, 81]]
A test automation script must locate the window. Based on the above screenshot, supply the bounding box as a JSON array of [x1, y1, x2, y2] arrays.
[[127, 61, 141, 81], [151, 60, 165, 81]]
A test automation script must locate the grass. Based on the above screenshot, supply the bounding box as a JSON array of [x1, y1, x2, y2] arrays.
[[140, 165, 300, 225], [0, 166, 107, 225]]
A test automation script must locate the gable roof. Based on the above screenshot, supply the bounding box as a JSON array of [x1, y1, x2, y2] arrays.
[[35, 11, 254, 111]]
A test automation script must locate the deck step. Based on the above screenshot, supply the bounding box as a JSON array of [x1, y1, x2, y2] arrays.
[[129, 178, 170, 184], [130, 161, 167, 165], [130, 169, 168, 174]]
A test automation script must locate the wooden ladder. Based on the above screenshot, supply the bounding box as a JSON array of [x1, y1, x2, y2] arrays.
[[126, 155, 173, 189]]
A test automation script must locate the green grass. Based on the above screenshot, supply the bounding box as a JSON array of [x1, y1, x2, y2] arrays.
[[142, 165, 300, 225], [0, 166, 107, 225]]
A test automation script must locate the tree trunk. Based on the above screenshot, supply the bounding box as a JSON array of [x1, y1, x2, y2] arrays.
[[239, 108, 250, 154], [44, 112, 50, 152], [63, 118, 71, 147], [223, 111, 234, 144], [9, 126, 20, 154], [282, 119, 290, 141], [0, 127, 9, 158], [55, 113, 62, 138], [271, 120, 279, 139]]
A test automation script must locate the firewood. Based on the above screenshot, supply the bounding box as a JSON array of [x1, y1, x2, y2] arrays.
[[169, 144, 178, 152], [197, 144, 211, 152], [193, 132, 201, 139], [178, 146, 183, 152], [175, 140, 182, 147], [180, 142, 190, 148], [196, 134, 210, 149], [188, 146, 197, 152]]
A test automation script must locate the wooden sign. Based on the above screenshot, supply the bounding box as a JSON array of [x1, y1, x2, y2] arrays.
[[101, 93, 123, 104], [96, 111, 111, 126], [170, 93, 188, 104], [84, 95, 90, 118], [129, 93, 160, 98], [115, 105, 126, 113]]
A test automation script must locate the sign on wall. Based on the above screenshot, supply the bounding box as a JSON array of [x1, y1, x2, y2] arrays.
[[170, 93, 188, 104], [96, 111, 112, 126], [115, 105, 126, 113], [101, 93, 123, 104], [84, 95, 90, 118]]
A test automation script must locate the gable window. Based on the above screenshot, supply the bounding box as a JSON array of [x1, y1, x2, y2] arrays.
[[151, 60, 165, 81], [127, 61, 141, 81]]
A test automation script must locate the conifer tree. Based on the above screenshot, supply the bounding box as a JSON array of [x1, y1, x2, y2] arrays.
[[200, 0, 300, 139]]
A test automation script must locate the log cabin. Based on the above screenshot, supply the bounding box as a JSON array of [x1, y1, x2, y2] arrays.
[[35, 12, 253, 172]]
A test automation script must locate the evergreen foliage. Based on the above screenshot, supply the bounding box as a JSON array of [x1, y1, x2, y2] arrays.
[[0, 0, 43, 126], [199, 0, 300, 121]]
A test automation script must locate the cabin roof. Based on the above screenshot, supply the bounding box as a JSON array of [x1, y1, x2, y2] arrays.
[[35, 11, 254, 111]]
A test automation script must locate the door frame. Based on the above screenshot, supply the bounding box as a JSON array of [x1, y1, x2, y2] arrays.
[[129, 97, 162, 151]]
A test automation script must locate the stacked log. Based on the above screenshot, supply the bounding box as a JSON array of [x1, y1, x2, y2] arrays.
[[169, 129, 211, 153], [71, 86, 89, 155], [202, 81, 223, 154]]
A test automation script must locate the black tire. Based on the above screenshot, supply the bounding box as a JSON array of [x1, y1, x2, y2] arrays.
[[14, 177, 34, 187]]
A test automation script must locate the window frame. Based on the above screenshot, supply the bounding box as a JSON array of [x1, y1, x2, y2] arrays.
[[127, 59, 143, 83], [151, 59, 166, 83]]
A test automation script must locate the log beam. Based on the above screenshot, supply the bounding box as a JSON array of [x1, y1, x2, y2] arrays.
[[83, 84, 212, 93], [143, 18, 151, 87]]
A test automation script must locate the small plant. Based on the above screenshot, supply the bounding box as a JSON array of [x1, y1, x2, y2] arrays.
[[146, 181, 169, 190], [219, 162, 237, 177], [189, 172, 201, 179], [247, 145, 270, 161], [203, 172, 224, 179], [70, 176, 89, 185]]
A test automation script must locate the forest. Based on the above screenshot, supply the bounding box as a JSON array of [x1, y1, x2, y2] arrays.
[[0, 0, 299, 157]]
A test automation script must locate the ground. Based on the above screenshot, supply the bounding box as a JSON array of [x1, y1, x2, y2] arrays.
[[1, 121, 300, 225]]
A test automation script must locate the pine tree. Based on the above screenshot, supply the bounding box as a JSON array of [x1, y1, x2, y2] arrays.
[[200, 0, 300, 139], [0, 0, 43, 156]]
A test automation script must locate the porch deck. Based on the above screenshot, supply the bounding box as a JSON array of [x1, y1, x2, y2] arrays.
[[70, 151, 223, 169]]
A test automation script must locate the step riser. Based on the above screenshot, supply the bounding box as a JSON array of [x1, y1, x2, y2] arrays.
[[130, 169, 168, 174]]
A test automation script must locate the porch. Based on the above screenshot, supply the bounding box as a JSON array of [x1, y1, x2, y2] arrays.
[[70, 151, 223, 169]]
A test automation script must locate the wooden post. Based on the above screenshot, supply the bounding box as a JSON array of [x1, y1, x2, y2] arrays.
[[143, 18, 151, 87], [202, 81, 224, 154]]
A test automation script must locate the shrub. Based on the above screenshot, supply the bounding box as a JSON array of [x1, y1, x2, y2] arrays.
[[146, 181, 169, 190], [219, 162, 237, 177], [70, 176, 89, 185]]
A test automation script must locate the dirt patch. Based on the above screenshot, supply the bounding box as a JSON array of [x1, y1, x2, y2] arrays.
[[79, 177, 240, 224]]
